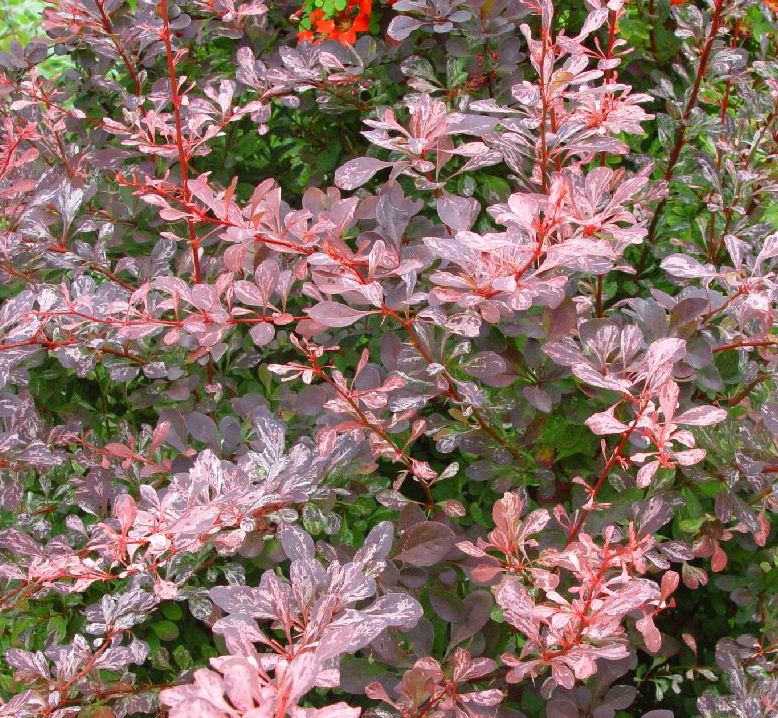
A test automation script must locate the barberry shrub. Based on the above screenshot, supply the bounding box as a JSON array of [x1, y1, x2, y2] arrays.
[[0, 0, 776, 716]]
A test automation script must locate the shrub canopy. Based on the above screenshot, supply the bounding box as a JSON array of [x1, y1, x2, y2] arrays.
[[0, 1, 777, 717]]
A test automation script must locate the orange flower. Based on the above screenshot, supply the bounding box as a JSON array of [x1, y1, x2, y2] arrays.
[[298, 0, 372, 46], [312, 9, 336, 35]]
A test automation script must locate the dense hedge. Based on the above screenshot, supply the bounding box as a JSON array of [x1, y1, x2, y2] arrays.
[[0, 1, 777, 717]]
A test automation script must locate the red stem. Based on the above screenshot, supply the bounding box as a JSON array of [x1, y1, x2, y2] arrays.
[[538, 25, 551, 194], [158, 1, 202, 284], [713, 339, 775, 353], [647, 0, 659, 59], [638, 0, 728, 268], [566, 400, 648, 545], [94, 0, 142, 95]]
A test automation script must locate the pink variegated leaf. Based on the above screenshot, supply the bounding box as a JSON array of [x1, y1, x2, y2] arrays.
[[335, 157, 394, 190], [674, 405, 728, 426], [644, 338, 686, 375], [307, 302, 375, 328], [291, 704, 361, 718], [492, 578, 541, 644], [636, 614, 662, 653], [585, 407, 629, 435], [316, 593, 422, 661], [635, 460, 660, 488]]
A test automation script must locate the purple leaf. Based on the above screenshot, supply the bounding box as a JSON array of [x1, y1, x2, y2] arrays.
[[394, 522, 456, 567], [437, 192, 480, 231], [387, 15, 426, 41], [250, 322, 275, 347]]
